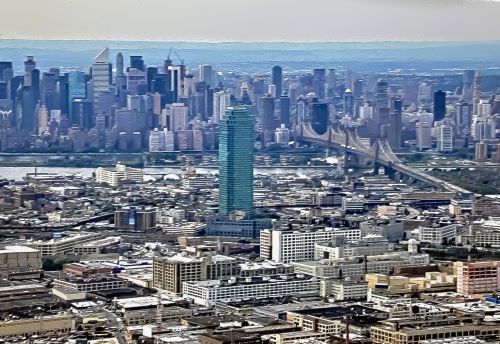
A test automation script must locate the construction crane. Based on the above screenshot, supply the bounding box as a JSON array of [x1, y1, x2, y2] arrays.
[[173, 49, 184, 66]]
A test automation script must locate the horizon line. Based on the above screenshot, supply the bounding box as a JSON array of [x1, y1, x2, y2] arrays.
[[1, 37, 500, 45]]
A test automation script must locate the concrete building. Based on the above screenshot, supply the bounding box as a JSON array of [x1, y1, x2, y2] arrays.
[[53, 276, 128, 292], [292, 252, 431, 280], [260, 227, 362, 263], [0, 245, 42, 278], [322, 280, 368, 300], [29, 233, 95, 257], [182, 273, 320, 306], [0, 315, 74, 340], [96, 163, 144, 187], [91, 48, 111, 113], [153, 253, 239, 294]]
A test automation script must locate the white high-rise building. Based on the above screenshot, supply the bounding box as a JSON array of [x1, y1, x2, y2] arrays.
[[213, 91, 231, 123], [418, 82, 433, 106], [92, 48, 111, 113], [164, 129, 175, 151], [149, 128, 165, 152], [416, 121, 432, 151], [274, 124, 290, 145], [472, 116, 496, 141], [199, 64, 213, 87], [437, 122, 454, 152], [38, 105, 48, 136], [260, 227, 362, 263]]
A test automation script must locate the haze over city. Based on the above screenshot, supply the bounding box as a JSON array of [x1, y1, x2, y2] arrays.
[[0, 1, 499, 344]]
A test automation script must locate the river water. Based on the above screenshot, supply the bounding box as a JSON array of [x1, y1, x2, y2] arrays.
[[0, 166, 339, 181]]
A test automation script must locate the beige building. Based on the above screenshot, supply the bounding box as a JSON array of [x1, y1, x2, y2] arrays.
[[0, 315, 74, 339], [29, 232, 96, 257], [0, 245, 42, 278], [153, 253, 239, 294], [371, 317, 500, 344], [96, 163, 144, 186], [265, 331, 330, 344]]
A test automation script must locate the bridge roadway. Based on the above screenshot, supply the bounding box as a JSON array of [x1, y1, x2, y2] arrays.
[[299, 123, 472, 195]]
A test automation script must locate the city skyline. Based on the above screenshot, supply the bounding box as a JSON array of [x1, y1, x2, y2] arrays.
[[1, 0, 500, 42]]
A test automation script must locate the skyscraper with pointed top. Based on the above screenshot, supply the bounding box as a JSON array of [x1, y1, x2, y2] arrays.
[[92, 48, 111, 114]]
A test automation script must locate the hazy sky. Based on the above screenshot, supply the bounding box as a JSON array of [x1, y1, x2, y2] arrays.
[[2, 0, 500, 42]]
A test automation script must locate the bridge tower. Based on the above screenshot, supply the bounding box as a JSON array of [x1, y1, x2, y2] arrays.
[[373, 139, 381, 175]]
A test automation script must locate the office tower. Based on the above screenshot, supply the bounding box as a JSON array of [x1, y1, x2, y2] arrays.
[[416, 122, 432, 151], [272, 65, 282, 97], [352, 79, 363, 99], [472, 71, 481, 116], [433, 90, 446, 122], [129, 55, 145, 71], [199, 64, 213, 88], [213, 91, 231, 123], [261, 95, 276, 143], [38, 105, 48, 135], [30, 69, 40, 102], [168, 66, 183, 102], [58, 73, 69, 114], [418, 82, 433, 106], [92, 48, 111, 113], [71, 99, 93, 129], [462, 70, 474, 102], [394, 99, 403, 114], [146, 67, 158, 92], [24, 56, 36, 86], [343, 89, 354, 117], [326, 69, 336, 97], [127, 67, 146, 95], [387, 112, 402, 150], [0, 62, 12, 81], [68, 71, 86, 108], [455, 101, 472, 129], [278, 94, 291, 126], [472, 116, 496, 141], [219, 106, 254, 217], [310, 99, 329, 135], [41, 72, 58, 110], [116, 52, 124, 76], [20, 86, 36, 132], [375, 79, 389, 109], [0, 81, 8, 99], [268, 84, 277, 98], [312, 68, 326, 99]]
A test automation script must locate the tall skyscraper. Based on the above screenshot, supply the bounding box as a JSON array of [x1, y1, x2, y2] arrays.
[[433, 90, 446, 122], [261, 94, 276, 143], [472, 71, 481, 116], [68, 71, 86, 106], [387, 112, 402, 150], [92, 48, 111, 114], [213, 91, 231, 123], [312, 68, 326, 99], [272, 65, 282, 98], [218, 106, 254, 217], [129, 56, 145, 71], [199, 64, 213, 88], [24, 56, 36, 86], [278, 94, 291, 126], [462, 70, 475, 102], [309, 99, 329, 135], [343, 89, 354, 117]]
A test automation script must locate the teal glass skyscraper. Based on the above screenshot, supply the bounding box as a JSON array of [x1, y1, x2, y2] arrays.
[[218, 106, 254, 217]]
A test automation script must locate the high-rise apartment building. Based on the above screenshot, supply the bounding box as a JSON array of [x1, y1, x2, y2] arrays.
[[218, 106, 254, 217]]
